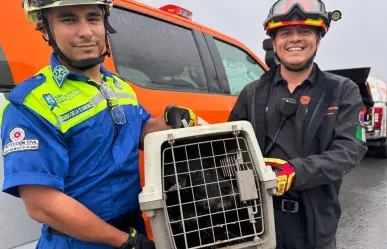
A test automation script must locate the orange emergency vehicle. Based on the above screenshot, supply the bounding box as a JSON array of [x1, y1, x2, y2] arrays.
[[0, 0, 269, 241]]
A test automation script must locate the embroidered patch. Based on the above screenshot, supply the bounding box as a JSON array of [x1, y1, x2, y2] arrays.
[[43, 93, 60, 111], [356, 125, 366, 142], [52, 65, 70, 87], [300, 95, 310, 105], [59, 102, 94, 122], [54, 89, 81, 104], [3, 127, 39, 156], [10, 127, 26, 142]]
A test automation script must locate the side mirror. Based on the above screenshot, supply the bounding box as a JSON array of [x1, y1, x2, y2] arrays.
[[262, 38, 280, 69]]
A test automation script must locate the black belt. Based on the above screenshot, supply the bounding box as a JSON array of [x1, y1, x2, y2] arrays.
[[48, 209, 139, 236], [273, 197, 303, 213]]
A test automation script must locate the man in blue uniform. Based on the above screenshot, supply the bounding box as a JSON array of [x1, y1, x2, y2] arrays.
[[0, 0, 197, 248]]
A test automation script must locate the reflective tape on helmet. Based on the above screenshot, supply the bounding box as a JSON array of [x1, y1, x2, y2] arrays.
[[266, 18, 327, 32]]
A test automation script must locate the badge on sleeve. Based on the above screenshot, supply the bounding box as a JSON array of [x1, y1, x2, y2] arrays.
[[3, 127, 39, 156], [356, 125, 366, 142]]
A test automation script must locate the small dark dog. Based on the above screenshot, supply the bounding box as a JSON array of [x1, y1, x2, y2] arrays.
[[164, 156, 255, 249]]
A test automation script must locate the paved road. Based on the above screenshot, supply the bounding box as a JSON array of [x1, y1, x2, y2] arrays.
[[336, 155, 387, 249]]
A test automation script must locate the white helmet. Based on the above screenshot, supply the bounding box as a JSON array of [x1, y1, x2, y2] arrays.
[[22, 0, 116, 71], [23, 0, 114, 24]]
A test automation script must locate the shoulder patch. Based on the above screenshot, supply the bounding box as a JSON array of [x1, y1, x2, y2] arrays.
[[3, 127, 39, 156], [8, 74, 46, 105]]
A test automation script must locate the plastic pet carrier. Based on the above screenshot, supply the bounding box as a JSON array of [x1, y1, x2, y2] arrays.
[[139, 121, 277, 249]]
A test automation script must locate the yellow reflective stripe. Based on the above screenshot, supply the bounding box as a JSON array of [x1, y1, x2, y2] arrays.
[[58, 96, 107, 133], [57, 92, 137, 133], [116, 92, 138, 106], [0, 100, 10, 126], [20, 69, 140, 134], [111, 75, 139, 106], [264, 158, 287, 164], [90, 93, 105, 106], [268, 18, 323, 28], [112, 75, 138, 99], [268, 20, 285, 28], [305, 18, 324, 25]]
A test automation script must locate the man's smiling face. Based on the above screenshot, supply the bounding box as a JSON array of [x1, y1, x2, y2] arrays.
[[273, 25, 320, 70]]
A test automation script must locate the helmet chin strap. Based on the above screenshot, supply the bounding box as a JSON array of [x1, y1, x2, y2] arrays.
[[42, 14, 116, 72]]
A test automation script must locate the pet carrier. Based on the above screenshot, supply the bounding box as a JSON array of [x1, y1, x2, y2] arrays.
[[139, 121, 277, 249]]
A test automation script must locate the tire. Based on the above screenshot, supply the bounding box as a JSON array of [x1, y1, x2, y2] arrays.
[[376, 144, 387, 158], [367, 142, 387, 158]]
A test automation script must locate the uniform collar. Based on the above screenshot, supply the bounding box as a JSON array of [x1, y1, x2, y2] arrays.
[[274, 63, 317, 86], [50, 53, 115, 88]]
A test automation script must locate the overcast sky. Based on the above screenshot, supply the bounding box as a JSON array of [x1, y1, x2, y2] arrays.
[[138, 0, 386, 81]]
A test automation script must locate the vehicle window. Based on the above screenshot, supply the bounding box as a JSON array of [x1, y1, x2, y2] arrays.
[[0, 44, 15, 94], [108, 7, 208, 92], [214, 38, 265, 95]]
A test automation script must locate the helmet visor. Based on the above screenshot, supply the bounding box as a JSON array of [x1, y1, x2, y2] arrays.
[[271, 0, 326, 18]]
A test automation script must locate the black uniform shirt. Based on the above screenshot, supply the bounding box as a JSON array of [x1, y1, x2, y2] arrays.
[[265, 65, 317, 200]]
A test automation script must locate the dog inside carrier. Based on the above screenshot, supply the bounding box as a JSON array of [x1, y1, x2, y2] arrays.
[[139, 121, 277, 249]]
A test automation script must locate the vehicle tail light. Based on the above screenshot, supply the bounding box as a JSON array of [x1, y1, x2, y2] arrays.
[[374, 107, 382, 129]]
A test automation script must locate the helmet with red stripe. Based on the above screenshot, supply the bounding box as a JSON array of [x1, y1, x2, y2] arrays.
[[263, 0, 341, 38]]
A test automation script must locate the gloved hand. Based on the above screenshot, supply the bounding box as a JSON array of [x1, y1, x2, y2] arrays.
[[119, 227, 156, 249], [264, 158, 295, 196], [164, 104, 197, 129]]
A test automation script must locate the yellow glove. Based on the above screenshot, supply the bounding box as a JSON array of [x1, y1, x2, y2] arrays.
[[164, 105, 197, 129], [264, 158, 295, 196]]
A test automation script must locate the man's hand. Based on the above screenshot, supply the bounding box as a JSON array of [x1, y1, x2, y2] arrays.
[[164, 105, 197, 129], [264, 158, 295, 196], [119, 227, 156, 249]]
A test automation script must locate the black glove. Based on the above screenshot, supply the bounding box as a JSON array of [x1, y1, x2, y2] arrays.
[[164, 104, 197, 129], [119, 227, 156, 249]]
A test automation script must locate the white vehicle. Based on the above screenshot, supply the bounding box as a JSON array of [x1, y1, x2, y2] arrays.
[[363, 76, 387, 157]]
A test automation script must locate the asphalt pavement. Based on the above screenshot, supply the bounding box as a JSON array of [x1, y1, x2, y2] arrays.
[[336, 155, 387, 249]]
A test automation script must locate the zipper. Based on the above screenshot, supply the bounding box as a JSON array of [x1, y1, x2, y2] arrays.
[[306, 190, 316, 246]]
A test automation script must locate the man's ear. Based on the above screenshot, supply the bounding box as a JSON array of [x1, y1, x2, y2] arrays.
[[40, 28, 49, 42], [316, 37, 321, 50], [272, 39, 277, 53], [36, 22, 50, 42]]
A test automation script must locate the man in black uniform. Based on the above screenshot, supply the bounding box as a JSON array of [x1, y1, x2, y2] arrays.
[[228, 0, 367, 248]]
